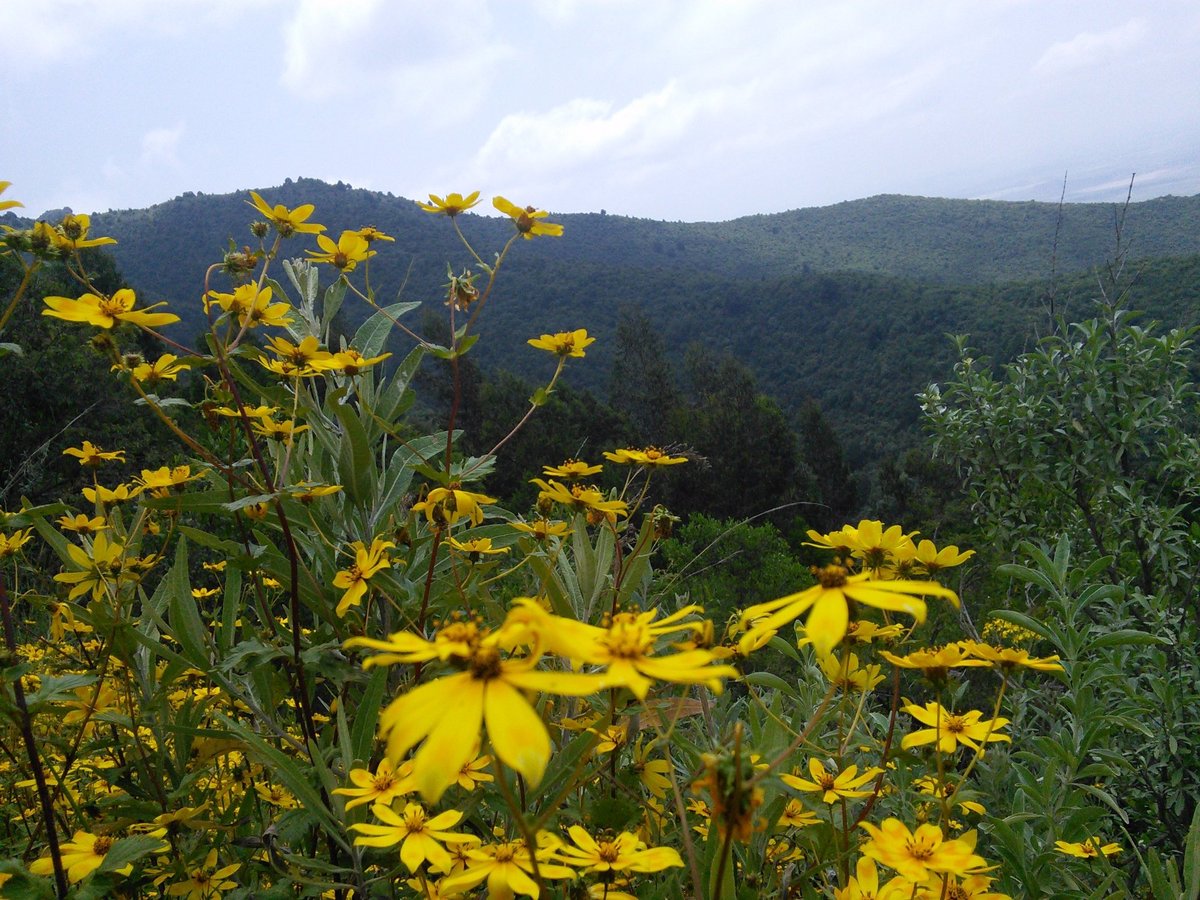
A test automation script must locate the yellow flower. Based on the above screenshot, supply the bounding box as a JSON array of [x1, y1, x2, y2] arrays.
[[351, 801, 475, 873], [439, 839, 576, 898], [1054, 837, 1122, 858], [531, 478, 627, 522], [455, 751, 495, 791], [333, 537, 395, 617], [43, 288, 179, 329], [357, 633, 608, 802], [581, 606, 738, 700], [247, 190, 325, 236], [412, 486, 497, 528], [54, 532, 128, 600], [204, 283, 292, 328], [356, 225, 394, 242], [83, 482, 142, 506], [30, 830, 131, 883], [0, 181, 22, 212], [191, 587, 220, 600], [739, 564, 957, 657], [778, 799, 820, 829], [880, 643, 991, 681], [819, 650, 885, 692], [901, 701, 1011, 754], [57, 514, 108, 535], [131, 353, 191, 384], [310, 348, 391, 375], [528, 328, 595, 357], [913, 539, 975, 573], [63, 441, 125, 466], [834, 857, 913, 900], [493, 195, 564, 238], [846, 520, 918, 574], [917, 872, 1011, 899], [860, 819, 986, 882], [417, 191, 481, 216], [631, 737, 672, 799], [958, 640, 1064, 673], [289, 482, 344, 504], [55, 213, 117, 249], [604, 446, 688, 467], [446, 536, 509, 560], [510, 518, 569, 541], [334, 757, 414, 810], [306, 229, 375, 271], [255, 782, 299, 808], [781, 758, 882, 804], [0, 528, 32, 559], [165, 849, 240, 899], [260, 335, 333, 374], [543, 458, 603, 479], [138, 465, 200, 496], [251, 417, 310, 445], [556, 825, 684, 874]]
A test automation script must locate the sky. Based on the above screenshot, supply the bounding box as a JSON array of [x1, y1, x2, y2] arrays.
[[2, 0, 1198, 222]]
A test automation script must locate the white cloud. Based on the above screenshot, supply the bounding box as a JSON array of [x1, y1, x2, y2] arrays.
[[1034, 19, 1147, 75], [278, 0, 511, 123], [140, 123, 186, 168], [0, 0, 278, 72], [473, 81, 738, 178]]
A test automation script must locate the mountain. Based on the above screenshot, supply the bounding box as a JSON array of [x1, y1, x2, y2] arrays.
[[10, 179, 1197, 465]]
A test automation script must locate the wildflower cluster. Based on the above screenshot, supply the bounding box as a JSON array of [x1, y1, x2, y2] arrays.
[[0, 176, 1116, 900]]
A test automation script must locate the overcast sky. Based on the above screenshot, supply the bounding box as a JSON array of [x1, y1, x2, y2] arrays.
[[3, 0, 1198, 222]]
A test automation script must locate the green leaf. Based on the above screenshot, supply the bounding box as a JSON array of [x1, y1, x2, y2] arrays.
[[166, 539, 212, 667], [97, 835, 168, 873], [354, 301, 421, 361], [351, 667, 388, 763], [743, 671, 798, 698], [333, 399, 375, 503], [1184, 804, 1200, 899], [1090, 629, 1165, 649]]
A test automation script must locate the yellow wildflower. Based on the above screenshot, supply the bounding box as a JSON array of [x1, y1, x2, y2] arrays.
[[43, 288, 179, 329], [1054, 837, 1122, 858], [493, 195, 563, 238], [418, 191, 481, 216], [306, 229, 375, 271], [528, 328, 594, 357], [860, 819, 986, 882], [247, 191, 325, 236], [901, 701, 1011, 754]]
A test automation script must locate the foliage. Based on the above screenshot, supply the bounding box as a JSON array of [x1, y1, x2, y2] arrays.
[[0, 173, 1190, 900], [922, 276, 1200, 880]]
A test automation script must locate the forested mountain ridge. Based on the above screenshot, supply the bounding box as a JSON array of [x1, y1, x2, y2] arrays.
[[77, 179, 1200, 290], [5, 179, 1197, 466]]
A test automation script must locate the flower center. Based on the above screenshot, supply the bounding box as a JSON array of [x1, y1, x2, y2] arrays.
[[814, 565, 849, 588], [469, 646, 502, 680], [603, 616, 652, 659], [93, 836, 113, 855], [905, 835, 936, 861]]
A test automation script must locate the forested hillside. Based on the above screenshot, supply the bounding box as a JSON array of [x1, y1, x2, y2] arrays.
[[6, 178, 1197, 465]]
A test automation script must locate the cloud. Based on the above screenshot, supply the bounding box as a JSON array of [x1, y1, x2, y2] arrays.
[[140, 123, 186, 168], [472, 80, 738, 179], [1034, 19, 1147, 75], [0, 0, 278, 72], [278, 0, 511, 123]]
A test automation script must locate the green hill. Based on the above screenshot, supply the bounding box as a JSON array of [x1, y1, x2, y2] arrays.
[[9, 179, 1197, 466]]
